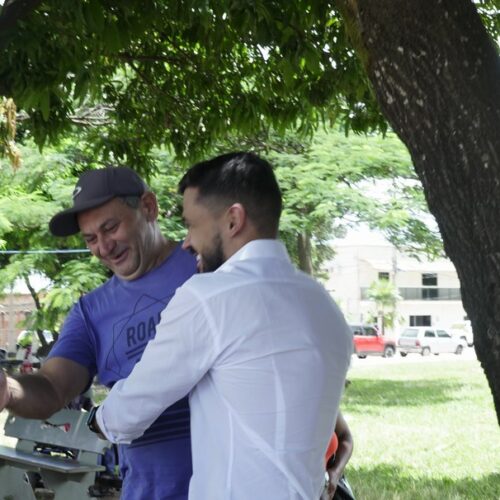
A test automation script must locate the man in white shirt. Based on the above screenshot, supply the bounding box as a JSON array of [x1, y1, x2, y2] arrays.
[[93, 152, 353, 499]]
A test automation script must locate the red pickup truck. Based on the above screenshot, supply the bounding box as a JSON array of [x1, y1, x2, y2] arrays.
[[349, 324, 396, 359]]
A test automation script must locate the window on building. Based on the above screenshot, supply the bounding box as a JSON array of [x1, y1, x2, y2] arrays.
[[422, 288, 439, 300], [409, 315, 431, 326], [378, 272, 390, 281], [422, 273, 437, 286]]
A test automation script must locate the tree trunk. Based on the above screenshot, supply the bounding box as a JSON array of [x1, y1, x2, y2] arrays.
[[378, 312, 385, 337], [23, 276, 47, 348], [337, 0, 500, 423], [297, 232, 314, 275]]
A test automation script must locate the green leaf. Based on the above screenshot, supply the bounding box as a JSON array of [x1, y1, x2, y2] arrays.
[[84, 0, 105, 33], [102, 22, 122, 53], [39, 91, 50, 121], [304, 45, 321, 74]]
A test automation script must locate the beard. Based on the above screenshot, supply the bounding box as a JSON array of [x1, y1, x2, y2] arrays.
[[200, 233, 225, 273]]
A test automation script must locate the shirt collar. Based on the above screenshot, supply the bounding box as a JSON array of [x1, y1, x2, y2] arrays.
[[217, 239, 290, 272]]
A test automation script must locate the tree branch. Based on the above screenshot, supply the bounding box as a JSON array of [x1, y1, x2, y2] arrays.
[[117, 51, 187, 66], [16, 105, 114, 127], [23, 275, 41, 311]]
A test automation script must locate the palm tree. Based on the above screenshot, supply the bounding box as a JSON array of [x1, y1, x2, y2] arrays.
[[366, 279, 401, 336]]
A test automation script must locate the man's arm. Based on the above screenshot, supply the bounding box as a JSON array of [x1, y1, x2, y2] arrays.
[[0, 357, 90, 419], [97, 286, 214, 444], [326, 411, 354, 498]]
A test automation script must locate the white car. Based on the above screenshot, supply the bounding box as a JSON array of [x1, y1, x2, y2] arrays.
[[398, 327, 465, 356], [449, 321, 474, 347]]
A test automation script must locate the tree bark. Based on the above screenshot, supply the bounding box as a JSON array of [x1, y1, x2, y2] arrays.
[[337, 0, 500, 423], [297, 232, 314, 275], [23, 276, 47, 348]]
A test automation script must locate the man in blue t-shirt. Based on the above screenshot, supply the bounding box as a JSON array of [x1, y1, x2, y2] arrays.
[[0, 166, 197, 499]]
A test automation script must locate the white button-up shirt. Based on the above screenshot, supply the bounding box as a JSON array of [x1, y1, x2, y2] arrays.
[[97, 240, 352, 499]]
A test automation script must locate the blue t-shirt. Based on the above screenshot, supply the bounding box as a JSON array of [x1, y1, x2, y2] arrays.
[[49, 244, 197, 500]]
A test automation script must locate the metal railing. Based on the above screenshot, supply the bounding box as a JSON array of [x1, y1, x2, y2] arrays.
[[361, 287, 461, 301]]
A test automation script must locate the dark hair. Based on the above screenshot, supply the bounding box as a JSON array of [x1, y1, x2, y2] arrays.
[[179, 152, 282, 237]]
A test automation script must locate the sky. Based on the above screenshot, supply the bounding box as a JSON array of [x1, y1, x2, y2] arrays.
[[10, 274, 50, 294]]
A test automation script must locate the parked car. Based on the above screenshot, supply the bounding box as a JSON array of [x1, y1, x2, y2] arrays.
[[350, 324, 397, 358], [449, 321, 474, 347], [398, 327, 465, 356]]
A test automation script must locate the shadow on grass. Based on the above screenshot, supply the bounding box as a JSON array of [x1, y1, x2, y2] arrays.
[[347, 463, 500, 500], [344, 379, 463, 411]]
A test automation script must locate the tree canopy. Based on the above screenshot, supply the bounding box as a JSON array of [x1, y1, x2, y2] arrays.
[[268, 128, 442, 275], [0, 0, 385, 168]]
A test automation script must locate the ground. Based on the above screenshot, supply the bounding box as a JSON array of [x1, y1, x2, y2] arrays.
[[0, 347, 490, 499]]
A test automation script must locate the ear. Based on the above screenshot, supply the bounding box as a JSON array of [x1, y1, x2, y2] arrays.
[[140, 192, 159, 222], [225, 203, 246, 237]]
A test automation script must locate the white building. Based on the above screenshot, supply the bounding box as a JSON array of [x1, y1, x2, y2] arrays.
[[324, 230, 467, 336]]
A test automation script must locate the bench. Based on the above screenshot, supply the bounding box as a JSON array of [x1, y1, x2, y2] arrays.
[[0, 409, 112, 499]]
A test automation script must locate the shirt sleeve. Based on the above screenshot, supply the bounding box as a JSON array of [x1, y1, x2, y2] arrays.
[[97, 284, 217, 444], [47, 300, 98, 380]]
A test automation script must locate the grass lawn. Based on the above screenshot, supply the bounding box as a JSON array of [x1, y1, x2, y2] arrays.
[[342, 357, 500, 499]]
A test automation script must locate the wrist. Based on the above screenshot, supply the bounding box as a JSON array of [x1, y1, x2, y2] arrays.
[[86, 405, 102, 434], [327, 468, 342, 485]]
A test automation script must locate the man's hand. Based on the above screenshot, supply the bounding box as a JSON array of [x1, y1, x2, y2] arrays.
[[0, 358, 89, 419], [0, 369, 11, 411]]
